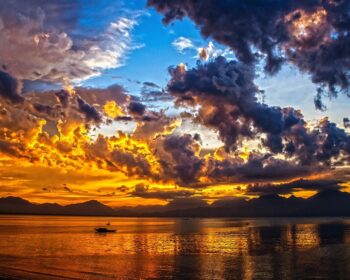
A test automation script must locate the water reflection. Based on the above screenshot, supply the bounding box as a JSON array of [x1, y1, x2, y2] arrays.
[[0, 216, 350, 279], [318, 223, 346, 245]]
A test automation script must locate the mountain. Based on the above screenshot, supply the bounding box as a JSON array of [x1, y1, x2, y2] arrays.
[[304, 189, 350, 216], [62, 200, 116, 216], [0, 197, 116, 216], [1, 190, 350, 217], [0, 196, 37, 213], [147, 190, 350, 217], [0, 196, 32, 207]]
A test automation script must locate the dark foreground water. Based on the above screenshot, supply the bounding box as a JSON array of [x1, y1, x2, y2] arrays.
[[0, 216, 349, 279]]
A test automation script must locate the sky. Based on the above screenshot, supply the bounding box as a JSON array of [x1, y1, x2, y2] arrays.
[[0, 0, 350, 208]]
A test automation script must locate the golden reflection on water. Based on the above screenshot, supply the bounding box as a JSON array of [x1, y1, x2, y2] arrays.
[[0, 216, 350, 279]]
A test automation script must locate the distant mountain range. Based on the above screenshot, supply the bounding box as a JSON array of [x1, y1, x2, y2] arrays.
[[1, 189, 350, 217]]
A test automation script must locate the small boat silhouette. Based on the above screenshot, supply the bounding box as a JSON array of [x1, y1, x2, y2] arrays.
[[95, 227, 116, 233]]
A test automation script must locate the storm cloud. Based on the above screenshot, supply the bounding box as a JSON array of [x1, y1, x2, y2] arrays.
[[161, 134, 204, 185], [167, 57, 350, 171], [148, 0, 350, 105]]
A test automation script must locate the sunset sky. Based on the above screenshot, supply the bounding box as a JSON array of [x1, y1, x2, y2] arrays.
[[1, 0, 350, 207]]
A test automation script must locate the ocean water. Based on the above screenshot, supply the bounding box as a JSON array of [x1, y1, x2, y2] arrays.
[[0, 216, 349, 279]]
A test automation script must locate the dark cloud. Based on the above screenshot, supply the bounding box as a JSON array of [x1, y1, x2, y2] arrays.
[[308, 118, 350, 165], [110, 149, 153, 177], [157, 137, 321, 187], [63, 184, 73, 193], [168, 57, 257, 150], [0, 140, 27, 159], [167, 57, 350, 170], [161, 134, 204, 185], [116, 185, 128, 193], [131, 111, 179, 140], [167, 57, 306, 152], [0, 71, 24, 103], [207, 153, 315, 184], [77, 96, 102, 123], [55, 90, 70, 108], [141, 90, 174, 104], [148, 0, 350, 104], [314, 89, 327, 111], [140, 86, 173, 104], [24, 85, 129, 126], [246, 178, 343, 195], [128, 101, 146, 116], [143, 81, 161, 89], [131, 184, 193, 200], [116, 116, 133, 122], [344, 117, 350, 128], [33, 103, 63, 119], [76, 84, 128, 106]]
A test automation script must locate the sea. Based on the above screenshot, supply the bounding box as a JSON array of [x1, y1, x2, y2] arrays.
[[0, 215, 349, 279]]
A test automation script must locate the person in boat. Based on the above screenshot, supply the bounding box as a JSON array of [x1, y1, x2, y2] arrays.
[[95, 227, 116, 233]]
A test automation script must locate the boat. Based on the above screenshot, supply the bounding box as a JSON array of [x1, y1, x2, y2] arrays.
[[95, 227, 116, 233]]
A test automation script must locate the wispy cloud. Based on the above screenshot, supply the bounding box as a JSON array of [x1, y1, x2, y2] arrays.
[[0, 2, 142, 84], [172, 37, 195, 52], [172, 37, 234, 60]]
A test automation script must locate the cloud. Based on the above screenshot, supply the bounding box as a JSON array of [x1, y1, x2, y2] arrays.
[[172, 37, 194, 52], [197, 42, 234, 61], [246, 179, 343, 195], [166, 57, 350, 169], [132, 113, 180, 140], [149, 0, 350, 105], [76, 96, 102, 124], [2, 0, 350, 203], [160, 134, 204, 185], [0, 1, 139, 84], [207, 154, 315, 184], [172, 38, 233, 61], [76, 84, 129, 107], [0, 71, 24, 103], [63, 184, 73, 193], [28, 85, 128, 125], [140, 84, 173, 104], [128, 101, 146, 116], [167, 57, 283, 150], [0, 54, 349, 191], [0, 80, 165, 186], [143, 82, 161, 89], [131, 184, 193, 200]]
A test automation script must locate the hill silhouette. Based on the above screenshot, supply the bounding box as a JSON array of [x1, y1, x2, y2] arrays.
[[1, 190, 350, 217]]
